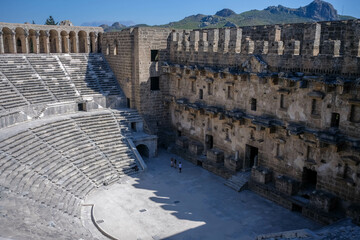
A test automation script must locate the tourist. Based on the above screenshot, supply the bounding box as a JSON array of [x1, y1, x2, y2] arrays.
[[179, 162, 182, 173]]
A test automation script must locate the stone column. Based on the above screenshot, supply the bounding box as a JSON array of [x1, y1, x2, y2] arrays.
[[35, 31, 40, 53], [76, 32, 79, 53], [58, 35, 62, 53], [24, 30, 29, 54], [87, 35, 90, 53], [45, 30, 50, 53], [0, 30, 4, 54], [11, 30, 16, 53], [94, 33, 98, 53]]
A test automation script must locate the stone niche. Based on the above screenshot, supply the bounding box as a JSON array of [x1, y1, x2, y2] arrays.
[[176, 136, 189, 149], [188, 141, 204, 155], [224, 156, 242, 172], [347, 204, 360, 225], [207, 148, 224, 164], [275, 175, 300, 196], [251, 166, 272, 184], [309, 190, 337, 213]]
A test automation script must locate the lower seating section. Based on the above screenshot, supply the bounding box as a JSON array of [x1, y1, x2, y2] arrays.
[[32, 119, 120, 185], [74, 113, 138, 176], [0, 185, 95, 240], [112, 108, 144, 137], [0, 109, 145, 239]]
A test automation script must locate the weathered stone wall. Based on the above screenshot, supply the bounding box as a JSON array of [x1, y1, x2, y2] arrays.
[[102, 28, 173, 145], [102, 20, 360, 206], [169, 20, 360, 75], [101, 30, 134, 107]]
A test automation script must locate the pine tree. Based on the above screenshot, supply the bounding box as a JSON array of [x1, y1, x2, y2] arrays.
[[45, 16, 58, 25]]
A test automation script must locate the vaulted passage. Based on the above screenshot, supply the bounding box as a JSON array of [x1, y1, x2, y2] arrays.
[[136, 144, 149, 158]]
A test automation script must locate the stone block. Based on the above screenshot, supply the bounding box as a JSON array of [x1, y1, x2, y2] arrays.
[[206, 148, 224, 164], [188, 141, 204, 155], [275, 175, 300, 195], [251, 166, 272, 184], [347, 204, 360, 225], [309, 190, 337, 212], [176, 136, 189, 149], [224, 157, 242, 172]]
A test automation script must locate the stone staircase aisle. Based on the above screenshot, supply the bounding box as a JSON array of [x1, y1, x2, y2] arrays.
[[225, 170, 251, 192]]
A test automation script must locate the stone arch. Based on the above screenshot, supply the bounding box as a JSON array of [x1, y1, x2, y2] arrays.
[[89, 32, 96, 53], [113, 40, 118, 55], [28, 29, 37, 53], [2, 27, 15, 53], [97, 32, 102, 53], [78, 31, 87, 53], [39, 30, 48, 53], [49, 29, 59, 53], [136, 144, 150, 158], [60, 31, 69, 53], [69, 31, 76, 53], [15, 27, 26, 53]]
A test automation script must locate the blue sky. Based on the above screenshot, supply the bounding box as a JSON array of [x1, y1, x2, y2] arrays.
[[0, 0, 358, 26]]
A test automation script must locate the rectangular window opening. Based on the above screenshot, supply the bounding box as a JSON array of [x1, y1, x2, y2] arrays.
[[251, 98, 257, 111], [78, 103, 86, 111], [280, 94, 285, 109], [208, 83, 212, 95], [151, 50, 159, 62], [150, 77, 160, 91], [331, 112, 340, 128]]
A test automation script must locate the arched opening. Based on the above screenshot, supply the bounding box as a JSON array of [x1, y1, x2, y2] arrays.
[[97, 32, 102, 53], [2, 27, 15, 53], [49, 29, 59, 53], [39, 30, 47, 53], [28, 29, 37, 53], [113, 40, 118, 55], [69, 31, 76, 53], [60, 31, 69, 53], [15, 27, 26, 53], [106, 43, 110, 55], [89, 32, 96, 53], [136, 144, 149, 158], [16, 38, 22, 53], [78, 31, 87, 53]]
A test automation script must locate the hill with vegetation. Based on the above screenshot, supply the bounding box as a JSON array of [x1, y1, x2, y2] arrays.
[[102, 0, 355, 31]]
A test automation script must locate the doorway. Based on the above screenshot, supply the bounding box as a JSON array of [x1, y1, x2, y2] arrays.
[[136, 144, 149, 158], [302, 167, 317, 189], [331, 113, 340, 128], [245, 145, 258, 168], [205, 134, 213, 150]]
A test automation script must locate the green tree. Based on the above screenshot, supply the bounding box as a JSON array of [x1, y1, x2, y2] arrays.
[[45, 16, 58, 25], [32, 20, 35, 24]]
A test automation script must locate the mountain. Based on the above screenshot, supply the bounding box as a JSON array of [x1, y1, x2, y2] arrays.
[[100, 22, 128, 32], [100, 0, 355, 31], [158, 0, 355, 29]]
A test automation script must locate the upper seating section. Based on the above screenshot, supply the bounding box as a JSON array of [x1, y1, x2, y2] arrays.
[[0, 53, 123, 111]]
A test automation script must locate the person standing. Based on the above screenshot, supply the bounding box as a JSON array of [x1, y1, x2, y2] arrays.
[[179, 162, 182, 173]]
